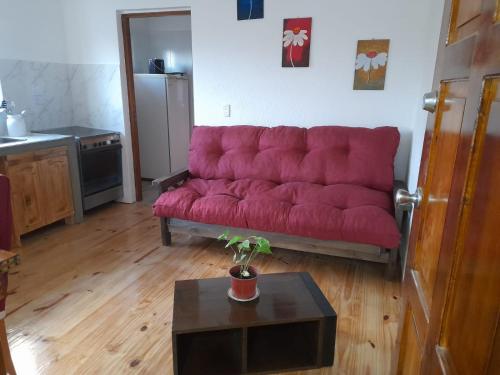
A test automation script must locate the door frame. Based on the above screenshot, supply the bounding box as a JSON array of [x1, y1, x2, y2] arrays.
[[121, 9, 191, 202]]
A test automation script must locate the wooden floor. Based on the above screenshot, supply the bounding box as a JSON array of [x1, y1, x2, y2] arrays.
[[5, 200, 401, 374]]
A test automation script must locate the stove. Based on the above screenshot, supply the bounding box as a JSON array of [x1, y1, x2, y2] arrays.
[[36, 126, 121, 148], [35, 126, 123, 211]]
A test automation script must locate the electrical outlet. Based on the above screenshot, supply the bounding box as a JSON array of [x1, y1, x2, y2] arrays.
[[223, 104, 231, 117]]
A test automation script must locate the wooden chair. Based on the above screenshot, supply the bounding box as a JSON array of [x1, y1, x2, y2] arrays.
[[0, 175, 18, 375]]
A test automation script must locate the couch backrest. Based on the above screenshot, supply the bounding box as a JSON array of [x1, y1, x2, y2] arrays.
[[189, 125, 400, 192]]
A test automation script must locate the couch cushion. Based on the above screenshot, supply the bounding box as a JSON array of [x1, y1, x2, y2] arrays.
[[153, 178, 401, 248], [189, 125, 400, 193]]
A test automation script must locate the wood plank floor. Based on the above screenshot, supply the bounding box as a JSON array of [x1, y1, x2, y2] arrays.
[[5, 200, 401, 374]]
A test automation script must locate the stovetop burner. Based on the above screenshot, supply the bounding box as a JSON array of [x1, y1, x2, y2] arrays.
[[35, 126, 118, 139]]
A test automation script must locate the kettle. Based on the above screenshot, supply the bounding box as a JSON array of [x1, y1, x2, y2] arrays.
[[6, 103, 28, 137], [0, 99, 7, 136], [0, 110, 6, 136]]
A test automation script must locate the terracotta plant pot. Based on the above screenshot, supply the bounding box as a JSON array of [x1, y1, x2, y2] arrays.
[[229, 265, 258, 300]]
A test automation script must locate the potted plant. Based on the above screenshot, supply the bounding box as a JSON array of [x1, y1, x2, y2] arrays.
[[218, 230, 272, 301]]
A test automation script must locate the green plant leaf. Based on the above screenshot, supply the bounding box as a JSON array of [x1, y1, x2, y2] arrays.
[[217, 230, 229, 240], [238, 240, 251, 251], [256, 237, 272, 254], [225, 236, 242, 248]]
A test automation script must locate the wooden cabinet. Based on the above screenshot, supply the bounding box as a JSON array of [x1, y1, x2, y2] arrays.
[[8, 160, 45, 235], [38, 152, 74, 224], [0, 146, 75, 246]]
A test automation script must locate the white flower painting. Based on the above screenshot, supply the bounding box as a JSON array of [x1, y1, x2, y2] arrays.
[[282, 18, 312, 68], [283, 28, 309, 48], [353, 39, 390, 90], [355, 51, 388, 73]]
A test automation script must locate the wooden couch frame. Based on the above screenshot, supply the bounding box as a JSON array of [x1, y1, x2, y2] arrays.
[[153, 170, 403, 278]]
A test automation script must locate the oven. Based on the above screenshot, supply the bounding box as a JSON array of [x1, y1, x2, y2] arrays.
[[79, 133, 123, 210], [32, 127, 124, 212]]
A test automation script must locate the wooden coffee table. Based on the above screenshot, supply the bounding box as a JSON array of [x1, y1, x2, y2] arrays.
[[172, 272, 337, 375]]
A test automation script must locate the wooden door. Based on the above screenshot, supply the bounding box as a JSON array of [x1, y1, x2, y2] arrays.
[[38, 153, 74, 224], [397, 0, 500, 374], [8, 159, 45, 237]]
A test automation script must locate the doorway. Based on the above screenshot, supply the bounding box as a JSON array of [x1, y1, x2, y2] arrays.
[[121, 10, 193, 202]]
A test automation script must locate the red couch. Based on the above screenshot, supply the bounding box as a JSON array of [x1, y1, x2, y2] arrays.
[[153, 125, 401, 268]]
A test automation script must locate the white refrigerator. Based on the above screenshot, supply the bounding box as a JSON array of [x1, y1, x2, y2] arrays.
[[134, 74, 191, 179]]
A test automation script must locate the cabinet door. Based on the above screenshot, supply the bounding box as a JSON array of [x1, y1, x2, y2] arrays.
[[38, 155, 74, 223], [9, 161, 45, 235]]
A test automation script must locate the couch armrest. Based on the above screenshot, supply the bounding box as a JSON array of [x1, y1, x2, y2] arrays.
[[152, 169, 190, 193]]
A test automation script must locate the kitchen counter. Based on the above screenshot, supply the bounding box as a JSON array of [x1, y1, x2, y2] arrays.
[[0, 133, 73, 155], [0, 133, 83, 223]]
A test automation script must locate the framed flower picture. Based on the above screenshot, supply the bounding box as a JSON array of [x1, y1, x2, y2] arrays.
[[353, 39, 390, 90], [237, 0, 264, 21], [282, 18, 312, 68]]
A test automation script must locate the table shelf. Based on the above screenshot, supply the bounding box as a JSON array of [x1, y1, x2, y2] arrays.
[[247, 321, 320, 373], [172, 273, 337, 375], [176, 329, 243, 375], [175, 320, 327, 375]]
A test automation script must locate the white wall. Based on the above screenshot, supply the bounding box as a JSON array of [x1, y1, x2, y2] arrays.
[[130, 21, 153, 74], [2, 0, 444, 202], [130, 15, 194, 128], [0, 0, 124, 133], [406, 2, 444, 192], [130, 16, 192, 74], [0, 0, 66, 62], [0, 0, 71, 131]]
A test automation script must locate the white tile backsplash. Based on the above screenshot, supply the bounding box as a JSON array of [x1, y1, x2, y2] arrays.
[[0, 59, 125, 133], [69, 64, 124, 132]]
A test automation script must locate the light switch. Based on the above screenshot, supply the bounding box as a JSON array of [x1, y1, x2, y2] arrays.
[[223, 104, 231, 117]]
